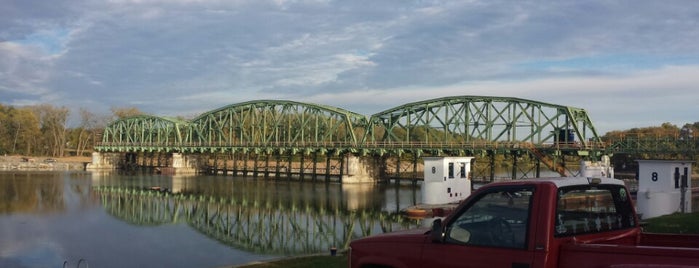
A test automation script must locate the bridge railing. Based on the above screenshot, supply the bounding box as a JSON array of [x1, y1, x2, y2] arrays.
[[95, 140, 607, 152], [604, 137, 698, 154]]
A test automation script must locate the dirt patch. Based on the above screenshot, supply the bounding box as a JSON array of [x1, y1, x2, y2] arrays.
[[56, 156, 92, 163]]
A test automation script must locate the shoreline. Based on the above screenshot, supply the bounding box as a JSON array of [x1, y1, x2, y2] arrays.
[[0, 155, 90, 171]]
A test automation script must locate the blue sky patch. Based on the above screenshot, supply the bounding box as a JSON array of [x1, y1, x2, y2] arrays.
[[15, 28, 70, 55]]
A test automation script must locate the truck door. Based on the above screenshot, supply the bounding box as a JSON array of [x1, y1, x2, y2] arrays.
[[421, 185, 536, 268]]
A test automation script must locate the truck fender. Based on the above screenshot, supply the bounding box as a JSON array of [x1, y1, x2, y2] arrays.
[[610, 265, 699, 268]]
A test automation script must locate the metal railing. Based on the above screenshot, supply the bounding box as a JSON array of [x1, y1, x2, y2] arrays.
[[95, 140, 607, 152]]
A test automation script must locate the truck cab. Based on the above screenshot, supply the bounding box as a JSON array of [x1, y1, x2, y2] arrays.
[[349, 177, 644, 268]]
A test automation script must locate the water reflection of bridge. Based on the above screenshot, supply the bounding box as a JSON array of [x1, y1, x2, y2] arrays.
[[94, 184, 420, 254]]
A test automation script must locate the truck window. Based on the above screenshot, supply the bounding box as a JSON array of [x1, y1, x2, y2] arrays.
[[554, 185, 636, 237], [445, 186, 534, 249]]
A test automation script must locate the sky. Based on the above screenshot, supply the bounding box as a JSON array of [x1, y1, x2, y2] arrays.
[[1, 0, 699, 134]]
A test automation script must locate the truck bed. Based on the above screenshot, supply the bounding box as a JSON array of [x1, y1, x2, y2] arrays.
[[558, 233, 699, 268], [640, 232, 699, 248]]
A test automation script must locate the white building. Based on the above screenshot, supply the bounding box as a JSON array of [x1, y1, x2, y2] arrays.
[[636, 160, 693, 219], [422, 157, 474, 205]]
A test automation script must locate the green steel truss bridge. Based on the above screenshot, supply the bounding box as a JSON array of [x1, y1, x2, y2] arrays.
[[96, 96, 608, 177], [98, 96, 603, 152], [96, 96, 699, 178]]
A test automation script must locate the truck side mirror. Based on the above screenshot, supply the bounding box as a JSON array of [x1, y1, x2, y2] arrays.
[[431, 218, 444, 243]]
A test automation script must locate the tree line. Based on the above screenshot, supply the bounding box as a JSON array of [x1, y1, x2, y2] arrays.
[[1, 102, 698, 158], [0, 104, 143, 157], [602, 122, 699, 140]]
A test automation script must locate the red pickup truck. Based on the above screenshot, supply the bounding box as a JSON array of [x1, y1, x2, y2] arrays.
[[349, 177, 699, 268]]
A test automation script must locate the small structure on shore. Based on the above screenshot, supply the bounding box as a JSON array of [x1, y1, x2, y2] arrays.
[[422, 156, 474, 205], [636, 160, 694, 219], [403, 157, 473, 219]]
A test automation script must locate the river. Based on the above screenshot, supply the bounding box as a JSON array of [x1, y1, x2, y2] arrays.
[[0, 171, 423, 268], [2, 169, 696, 268]]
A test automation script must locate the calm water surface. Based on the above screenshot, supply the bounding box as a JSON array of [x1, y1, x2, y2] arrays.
[[0, 171, 423, 268]]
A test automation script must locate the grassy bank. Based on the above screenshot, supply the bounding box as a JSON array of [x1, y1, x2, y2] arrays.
[[643, 212, 699, 234]]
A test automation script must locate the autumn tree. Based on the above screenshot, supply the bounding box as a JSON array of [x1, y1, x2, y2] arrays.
[[110, 106, 144, 119], [68, 108, 109, 156], [680, 122, 698, 140], [0, 106, 40, 155], [0, 105, 8, 154], [32, 105, 69, 157], [11, 108, 41, 155]]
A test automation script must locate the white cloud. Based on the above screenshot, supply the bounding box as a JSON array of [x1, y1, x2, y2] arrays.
[[0, 42, 54, 100], [1, 0, 699, 133], [303, 64, 699, 134]]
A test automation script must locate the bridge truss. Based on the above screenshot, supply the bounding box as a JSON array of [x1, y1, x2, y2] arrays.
[[185, 100, 370, 155], [96, 96, 608, 178]]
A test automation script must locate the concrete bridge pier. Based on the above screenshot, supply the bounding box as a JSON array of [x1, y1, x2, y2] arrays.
[[171, 153, 198, 174], [342, 155, 382, 183], [86, 152, 121, 170], [87, 152, 199, 175]]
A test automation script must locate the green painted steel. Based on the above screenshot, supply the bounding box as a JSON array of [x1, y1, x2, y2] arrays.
[[184, 100, 370, 153], [94, 97, 608, 161], [367, 96, 604, 155], [93, 97, 699, 179], [368, 95, 599, 145], [606, 133, 699, 155], [99, 115, 190, 152]]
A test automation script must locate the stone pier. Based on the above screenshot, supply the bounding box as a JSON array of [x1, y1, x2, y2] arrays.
[[86, 152, 200, 175], [342, 155, 381, 183], [87, 151, 379, 182], [171, 153, 198, 174], [85, 152, 121, 170]]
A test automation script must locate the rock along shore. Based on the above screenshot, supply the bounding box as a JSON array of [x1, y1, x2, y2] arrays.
[[0, 155, 90, 171]]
